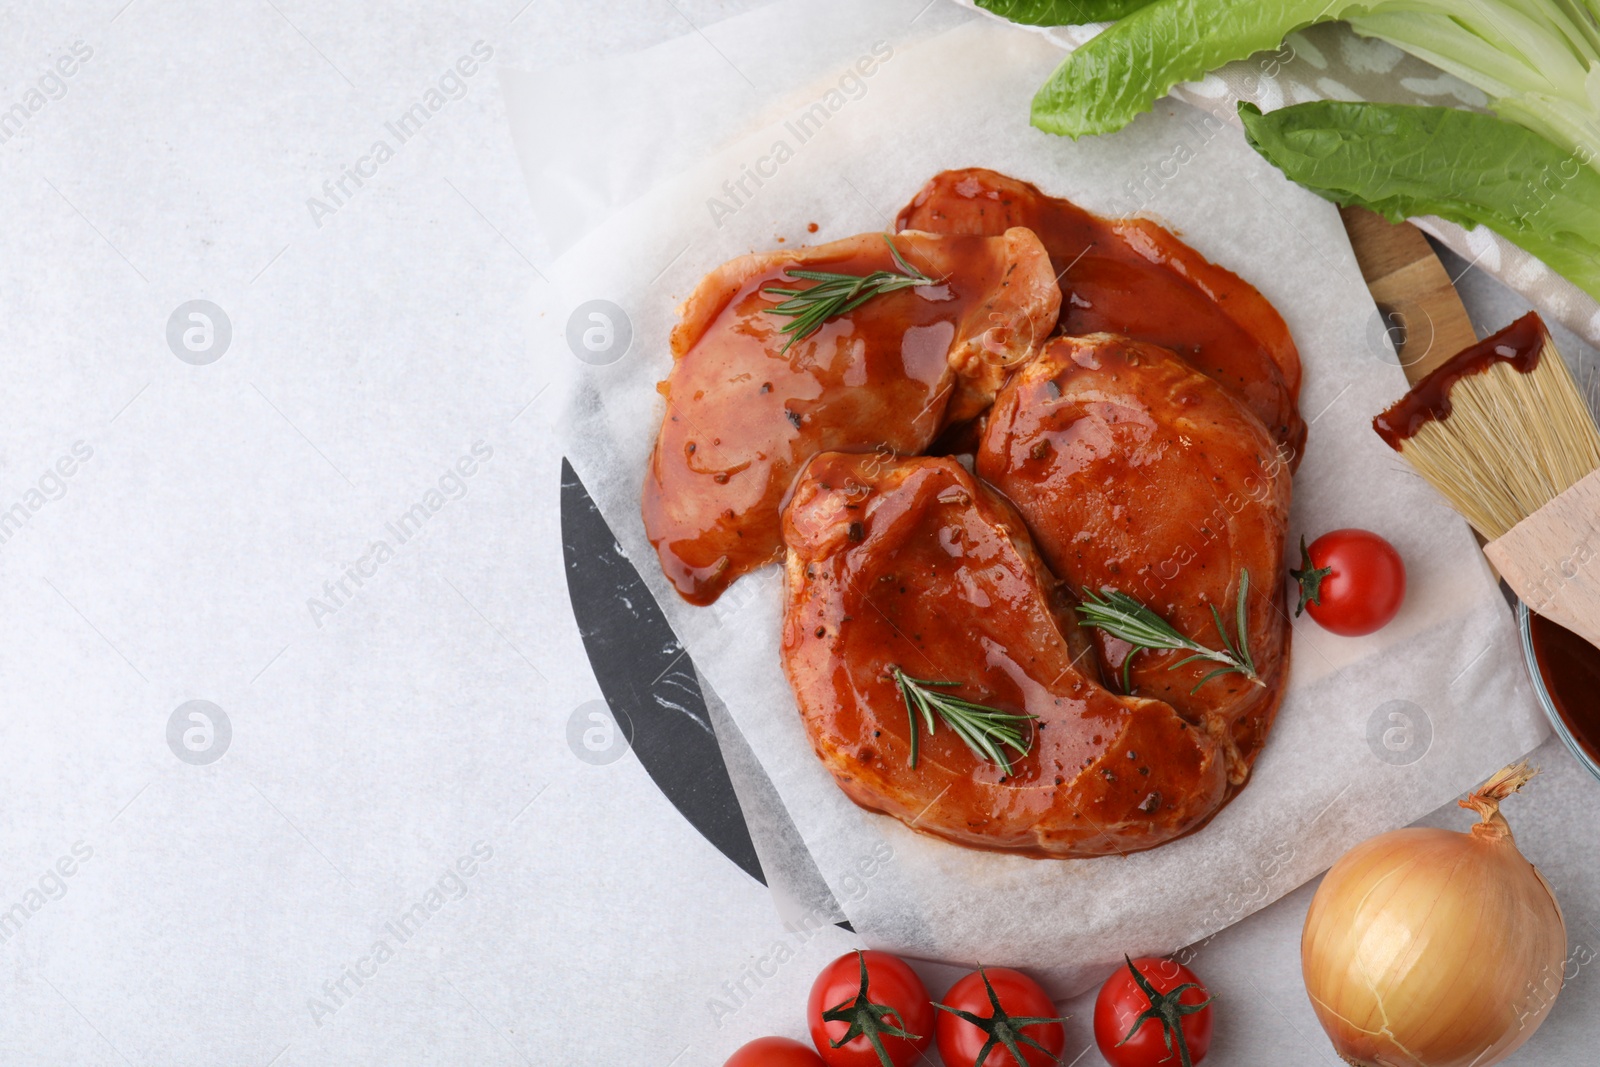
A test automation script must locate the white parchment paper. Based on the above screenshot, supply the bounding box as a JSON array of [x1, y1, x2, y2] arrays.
[[523, 15, 1548, 995]]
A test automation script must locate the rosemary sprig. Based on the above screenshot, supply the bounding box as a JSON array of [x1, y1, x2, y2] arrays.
[[762, 235, 937, 354], [1077, 570, 1262, 694], [892, 667, 1036, 775]]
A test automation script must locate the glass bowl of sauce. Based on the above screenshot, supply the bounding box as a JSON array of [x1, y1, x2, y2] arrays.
[[1517, 600, 1600, 782]]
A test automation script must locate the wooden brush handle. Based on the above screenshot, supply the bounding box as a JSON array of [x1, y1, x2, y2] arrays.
[[1486, 468, 1600, 649], [1338, 206, 1478, 384], [1340, 208, 1516, 587]]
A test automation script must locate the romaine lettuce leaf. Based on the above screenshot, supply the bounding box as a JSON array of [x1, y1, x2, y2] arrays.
[[1239, 100, 1600, 301], [1028, 0, 1382, 137], [974, 0, 1159, 24], [1015, 0, 1600, 168]]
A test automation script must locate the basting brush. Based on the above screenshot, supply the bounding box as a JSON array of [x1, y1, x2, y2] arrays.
[[1374, 311, 1600, 647]]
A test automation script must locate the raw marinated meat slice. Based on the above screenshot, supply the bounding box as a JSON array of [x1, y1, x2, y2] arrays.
[[898, 167, 1304, 462], [644, 228, 1061, 605], [977, 334, 1293, 783], [781, 450, 1229, 857]]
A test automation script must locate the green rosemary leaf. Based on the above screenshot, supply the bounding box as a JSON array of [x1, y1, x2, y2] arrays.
[[895, 671, 922, 769], [1192, 667, 1236, 694], [891, 668, 1036, 775], [883, 234, 922, 277], [1208, 604, 1237, 660], [762, 235, 937, 354], [1235, 570, 1256, 675], [1077, 589, 1193, 651], [1077, 572, 1262, 693]]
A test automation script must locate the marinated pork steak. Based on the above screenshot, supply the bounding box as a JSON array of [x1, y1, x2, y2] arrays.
[[898, 168, 1305, 462], [780, 451, 1229, 857], [977, 335, 1293, 784], [644, 228, 1061, 606]]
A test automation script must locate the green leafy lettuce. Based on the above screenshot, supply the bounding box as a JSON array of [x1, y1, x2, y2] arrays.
[[1239, 100, 1600, 301], [974, 0, 1158, 25], [1025, 1, 1387, 136], [1008, 0, 1600, 169]]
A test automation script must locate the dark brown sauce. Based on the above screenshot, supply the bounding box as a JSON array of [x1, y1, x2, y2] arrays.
[[1373, 311, 1548, 450], [1529, 610, 1600, 764]]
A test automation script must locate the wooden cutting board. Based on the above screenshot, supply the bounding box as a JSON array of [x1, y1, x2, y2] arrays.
[[1338, 205, 1478, 386]]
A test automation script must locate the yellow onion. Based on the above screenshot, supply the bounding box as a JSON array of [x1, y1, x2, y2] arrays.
[[1301, 762, 1566, 1067]]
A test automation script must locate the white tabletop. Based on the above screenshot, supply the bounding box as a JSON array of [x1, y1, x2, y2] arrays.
[[2, 2, 1596, 1064]]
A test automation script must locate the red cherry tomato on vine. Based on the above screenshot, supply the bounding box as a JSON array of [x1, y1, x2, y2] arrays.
[[724, 1035, 826, 1067], [934, 966, 1067, 1067], [1093, 956, 1213, 1067], [807, 950, 933, 1067], [1290, 529, 1406, 636]]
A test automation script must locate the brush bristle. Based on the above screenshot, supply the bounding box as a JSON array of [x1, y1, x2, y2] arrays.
[[1396, 336, 1600, 541]]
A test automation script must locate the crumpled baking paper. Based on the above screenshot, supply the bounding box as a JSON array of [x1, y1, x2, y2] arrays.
[[514, 11, 1547, 995]]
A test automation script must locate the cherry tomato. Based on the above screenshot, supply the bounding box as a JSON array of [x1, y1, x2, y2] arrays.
[[1290, 529, 1406, 636], [724, 1036, 827, 1066], [1093, 956, 1213, 1067], [807, 950, 934, 1067], [934, 966, 1067, 1067]]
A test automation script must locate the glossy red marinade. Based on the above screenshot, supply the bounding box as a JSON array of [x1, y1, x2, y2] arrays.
[[897, 168, 1305, 462], [780, 451, 1229, 857], [643, 228, 1061, 605]]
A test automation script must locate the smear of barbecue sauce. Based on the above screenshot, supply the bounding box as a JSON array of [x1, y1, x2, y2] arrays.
[[1372, 312, 1548, 450]]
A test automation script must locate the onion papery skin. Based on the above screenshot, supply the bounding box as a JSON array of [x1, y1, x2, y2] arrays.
[[1302, 819, 1566, 1067]]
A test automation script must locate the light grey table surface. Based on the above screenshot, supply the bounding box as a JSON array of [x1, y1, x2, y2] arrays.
[[2, 1, 1596, 1064]]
